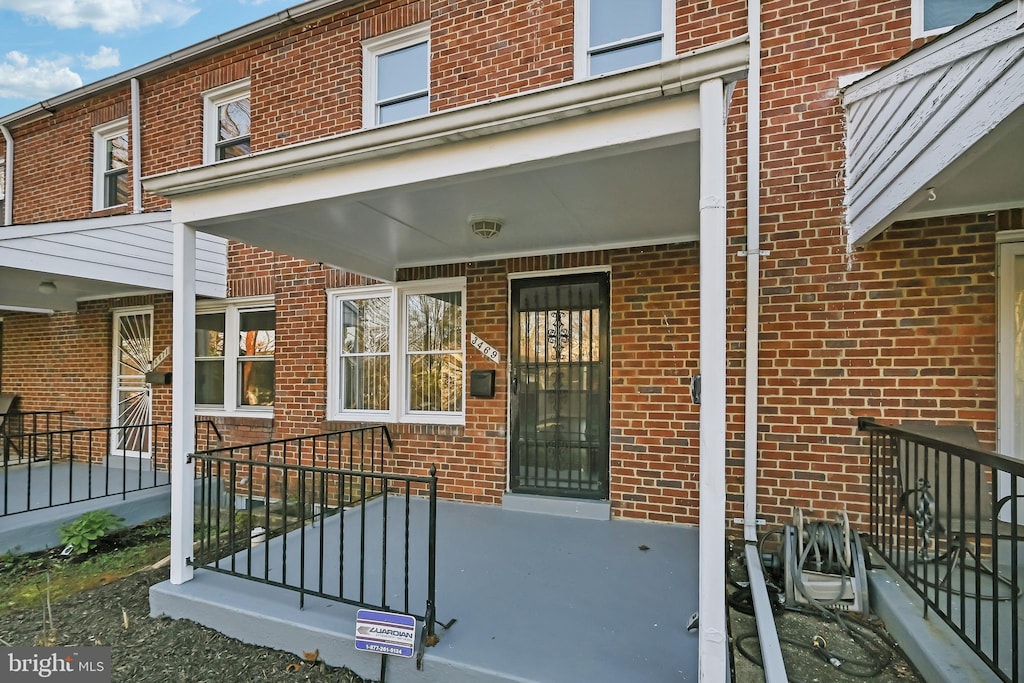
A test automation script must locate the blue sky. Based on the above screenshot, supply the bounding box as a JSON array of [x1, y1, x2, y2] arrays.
[[0, 0, 297, 117]]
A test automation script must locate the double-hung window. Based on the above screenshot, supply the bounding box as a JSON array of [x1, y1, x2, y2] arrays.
[[203, 79, 251, 163], [329, 279, 465, 424], [575, 0, 675, 78], [196, 298, 275, 414], [362, 23, 430, 127], [912, 0, 997, 37], [92, 119, 129, 210]]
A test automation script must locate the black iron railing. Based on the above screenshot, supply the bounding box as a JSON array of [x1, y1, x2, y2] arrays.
[[859, 418, 1024, 682], [191, 425, 441, 644], [0, 418, 221, 517]]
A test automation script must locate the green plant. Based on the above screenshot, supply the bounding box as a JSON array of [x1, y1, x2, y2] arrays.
[[58, 511, 125, 556]]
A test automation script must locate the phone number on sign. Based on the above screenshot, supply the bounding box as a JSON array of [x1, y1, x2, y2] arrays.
[[361, 643, 409, 656]]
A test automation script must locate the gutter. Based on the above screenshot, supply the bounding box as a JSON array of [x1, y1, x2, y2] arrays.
[[0, 0, 364, 128], [145, 37, 750, 198], [1, 124, 11, 225]]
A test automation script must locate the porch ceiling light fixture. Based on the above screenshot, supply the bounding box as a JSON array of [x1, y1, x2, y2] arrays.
[[38, 280, 57, 295], [469, 215, 503, 239]]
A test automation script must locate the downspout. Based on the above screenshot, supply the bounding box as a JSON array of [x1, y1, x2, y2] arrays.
[[742, 0, 763, 545], [1, 124, 12, 225], [130, 78, 143, 214]]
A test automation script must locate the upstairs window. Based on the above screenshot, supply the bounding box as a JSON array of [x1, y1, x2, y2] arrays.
[[92, 119, 129, 210], [204, 79, 251, 163], [329, 279, 465, 424], [575, 0, 675, 77], [913, 0, 998, 37], [196, 298, 275, 414], [363, 23, 430, 127]]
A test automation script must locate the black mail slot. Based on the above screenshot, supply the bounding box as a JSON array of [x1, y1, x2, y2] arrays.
[[470, 369, 496, 398]]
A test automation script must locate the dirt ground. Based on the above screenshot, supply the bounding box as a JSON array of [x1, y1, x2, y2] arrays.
[[0, 567, 374, 683], [726, 539, 925, 683]]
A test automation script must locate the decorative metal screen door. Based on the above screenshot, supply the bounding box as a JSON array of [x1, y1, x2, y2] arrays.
[[510, 273, 610, 499], [111, 308, 153, 457]]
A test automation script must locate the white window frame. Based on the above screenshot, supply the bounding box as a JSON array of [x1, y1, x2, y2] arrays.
[[362, 22, 430, 128], [92, 118, 129, 211], [911, 0, 996, 38], [328, 278, 466, 425], [203, 78, 251, 164], [573, 0, 675, 78], [195, 296, 275, 417]]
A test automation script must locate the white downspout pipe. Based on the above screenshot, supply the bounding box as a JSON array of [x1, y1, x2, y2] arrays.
[[130, 78, 143, 214], [742, 0, 763, 546], [1, 124, 12, 225]]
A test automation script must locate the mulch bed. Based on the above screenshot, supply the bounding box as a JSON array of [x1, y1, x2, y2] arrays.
[[0, 567, 373, 683]]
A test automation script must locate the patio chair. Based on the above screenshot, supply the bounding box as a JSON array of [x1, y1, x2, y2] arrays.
[[0, 393, 22, 464], [895, 422, 1022, 600]]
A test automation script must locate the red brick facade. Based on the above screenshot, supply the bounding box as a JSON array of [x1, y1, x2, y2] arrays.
[[0, 1, 1016, 528]]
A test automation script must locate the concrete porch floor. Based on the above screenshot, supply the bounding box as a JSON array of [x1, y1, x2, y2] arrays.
[[150, 497, 700, 683], [0, 458, 171, 554]]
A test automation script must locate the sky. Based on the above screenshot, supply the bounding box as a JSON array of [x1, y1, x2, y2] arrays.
[[0, 0, 298, 117]]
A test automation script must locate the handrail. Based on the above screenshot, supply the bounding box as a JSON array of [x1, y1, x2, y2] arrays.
[[859, 417, 1023, 682], [191, 425, 441, 646]]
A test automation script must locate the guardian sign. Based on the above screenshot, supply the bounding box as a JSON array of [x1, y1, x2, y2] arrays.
[[355, 609, 417, 658]]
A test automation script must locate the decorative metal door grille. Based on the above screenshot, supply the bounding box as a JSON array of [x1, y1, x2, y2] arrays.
[[113, 310, 153, 455], [510, 273, 609, 498]]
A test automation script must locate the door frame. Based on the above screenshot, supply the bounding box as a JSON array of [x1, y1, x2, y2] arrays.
[[506, 265, 612, 497], [111, 305, 154, 458]]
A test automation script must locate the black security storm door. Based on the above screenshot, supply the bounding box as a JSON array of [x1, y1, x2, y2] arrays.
[[510, 273, 610, 499]]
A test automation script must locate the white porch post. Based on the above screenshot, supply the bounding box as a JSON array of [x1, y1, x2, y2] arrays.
[[170, 221, 197, 585], [697, 77, 728, 681]]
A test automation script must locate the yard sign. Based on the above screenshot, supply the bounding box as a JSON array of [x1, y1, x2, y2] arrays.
[[355, 609, 417, 658]]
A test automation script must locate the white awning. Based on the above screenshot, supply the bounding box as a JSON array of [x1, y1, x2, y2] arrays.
[[844, 1, 1024, 246], [0, 212, 226, 311]]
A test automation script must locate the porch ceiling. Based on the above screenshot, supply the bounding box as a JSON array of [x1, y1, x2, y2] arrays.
[[844, 1, 1024, 246], [144, 40, 750, 281], [0, 212, 227, 312]]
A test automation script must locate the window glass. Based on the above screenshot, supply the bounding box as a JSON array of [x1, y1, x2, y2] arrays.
[[341, 297, 391, 411], [590, 41, 663, 76], [406, 292, 463, 413], [104, 133, 129, 207], [590, 0, 661, 47], [238, 309, 275, 407], [923, 0, 994, 32], [195, 313, 226, 406], [378, 43, 428, 102], [217, 98, 251, 160]]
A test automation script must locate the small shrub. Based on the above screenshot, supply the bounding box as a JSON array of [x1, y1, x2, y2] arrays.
[[58, 511, 125, 556]]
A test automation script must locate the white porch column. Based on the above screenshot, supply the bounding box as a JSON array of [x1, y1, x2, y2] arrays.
[[697, 77, 729, 681], [170, 221, 197, 585]]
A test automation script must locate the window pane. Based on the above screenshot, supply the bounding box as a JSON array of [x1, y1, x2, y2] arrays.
[[105, 169, 129, 207], [378, 96, 429, 125], [377, 42, 428, 102], [239, 360, 275, 406], [590, 0, 661, 47], [408, 352, 462, 412], [106, 134, 128, 170], [923, 0, 993, 32], [239, 310, 275, 357], [590, 39, 662, 75], [196, 359, 224, 405], [343, 356, 390, 411], [217, 138, 251, 160], [218, 98, 250, 142], [343, 298, 390, 353], [407, 292, 462, 352], [196, 313, 225, 357]]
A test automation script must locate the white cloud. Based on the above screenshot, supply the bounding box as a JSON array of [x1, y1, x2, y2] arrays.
[[0, 50, 82, 101], [81, 45, 119, 70], [0, 0, 199, 34]]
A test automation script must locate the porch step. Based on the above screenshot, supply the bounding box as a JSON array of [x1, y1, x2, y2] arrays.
[[501, 492, 610, 520]]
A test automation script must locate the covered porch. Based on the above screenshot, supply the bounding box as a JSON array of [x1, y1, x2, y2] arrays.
[[143, 37, 749, 680]]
